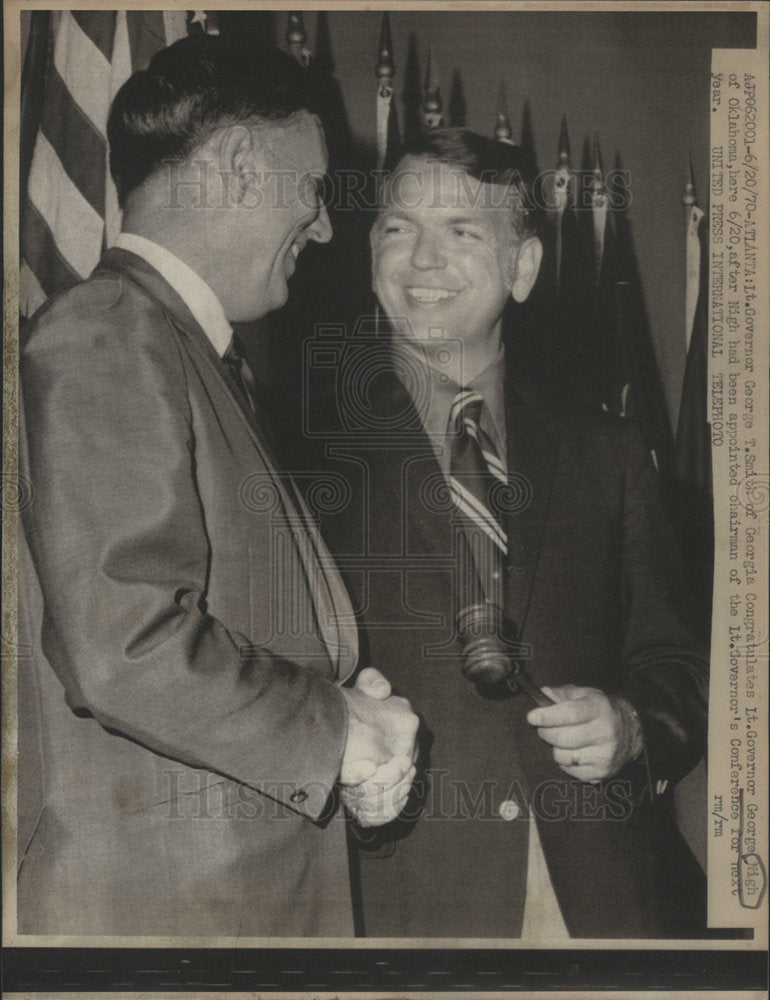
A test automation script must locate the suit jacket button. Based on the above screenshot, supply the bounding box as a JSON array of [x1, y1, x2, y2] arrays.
[[290, 789, 309, 804], [498, 799, 520, 821]]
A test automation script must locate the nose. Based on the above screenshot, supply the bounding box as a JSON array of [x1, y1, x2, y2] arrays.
[[410, 229, 447, 270], [308, 203, 333, 244]]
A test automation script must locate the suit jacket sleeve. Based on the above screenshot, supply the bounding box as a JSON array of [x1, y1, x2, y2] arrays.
[[20, 281, 348, 821], [614, 424, 709, 792]]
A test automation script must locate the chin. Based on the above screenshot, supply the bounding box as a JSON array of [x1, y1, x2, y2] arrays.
[[402, 324, 460, 346]]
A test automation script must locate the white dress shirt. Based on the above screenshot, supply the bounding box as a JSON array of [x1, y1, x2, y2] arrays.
[[114, 232, 233, 357]]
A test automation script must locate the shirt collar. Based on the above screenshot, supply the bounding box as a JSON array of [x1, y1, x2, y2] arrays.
[[391, 339, 507, 471], [114, 233, 233, 357], [393, 340, 505, 426]]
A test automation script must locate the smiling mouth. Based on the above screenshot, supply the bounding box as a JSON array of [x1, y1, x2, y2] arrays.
[[404, 287, 459, 304]]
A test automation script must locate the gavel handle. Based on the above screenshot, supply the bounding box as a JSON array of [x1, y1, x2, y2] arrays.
[[507, 661, 555, 707]]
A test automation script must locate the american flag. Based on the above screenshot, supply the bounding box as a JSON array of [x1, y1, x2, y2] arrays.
[[19, 10, 198, 318]]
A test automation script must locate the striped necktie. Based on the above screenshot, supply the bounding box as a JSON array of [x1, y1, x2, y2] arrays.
[[448, 388, 507, 606]]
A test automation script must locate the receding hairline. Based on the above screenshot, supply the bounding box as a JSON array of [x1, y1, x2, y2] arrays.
[[375, 154, 531, 236]]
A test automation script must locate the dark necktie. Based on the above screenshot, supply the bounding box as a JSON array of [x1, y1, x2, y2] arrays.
[[448, 388, 507, 608], [223, 331, 283, 454], [223, 333, 258, 417]]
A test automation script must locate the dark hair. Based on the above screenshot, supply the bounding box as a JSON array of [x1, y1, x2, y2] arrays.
[[108, 35, 313, 206], [390, 127, 542, 237]]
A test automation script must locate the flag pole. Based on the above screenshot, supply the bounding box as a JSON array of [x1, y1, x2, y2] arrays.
[[493, 82, 513, 145], [553, 116, 573, 292], [375, 12, 395, 172], [422, 45, 443, 130]]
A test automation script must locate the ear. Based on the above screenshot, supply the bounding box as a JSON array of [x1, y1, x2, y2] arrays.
[[218, 124, 257, 203], [508, 236, 543, 303]]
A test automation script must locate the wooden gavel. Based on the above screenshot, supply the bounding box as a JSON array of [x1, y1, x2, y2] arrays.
[[456, 601, 554, 708]]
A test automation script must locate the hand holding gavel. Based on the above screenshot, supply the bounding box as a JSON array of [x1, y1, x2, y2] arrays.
[[456, 603, 642, 781], [456, 601, 554, 708]]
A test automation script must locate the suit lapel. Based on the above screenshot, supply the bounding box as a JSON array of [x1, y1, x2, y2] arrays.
[[364, 369, 455, 561], [97, 249, 282, 469], [503, 372, 559, 635], [95, 248, 358, 679]]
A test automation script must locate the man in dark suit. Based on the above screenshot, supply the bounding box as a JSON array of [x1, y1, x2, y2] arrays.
[[18, 36, 417, 938], [308, 129, 708, 938]]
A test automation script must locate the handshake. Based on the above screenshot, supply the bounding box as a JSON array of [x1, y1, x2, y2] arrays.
[[339, 668, 419, 827]]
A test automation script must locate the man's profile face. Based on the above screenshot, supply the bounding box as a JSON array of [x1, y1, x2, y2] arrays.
[[371, 155, 534, 354], [224, 110, 332, 321]]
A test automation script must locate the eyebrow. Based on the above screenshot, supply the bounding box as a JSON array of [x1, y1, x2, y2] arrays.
[[379, 211, 489, 226], [443, 215, 489, 227]]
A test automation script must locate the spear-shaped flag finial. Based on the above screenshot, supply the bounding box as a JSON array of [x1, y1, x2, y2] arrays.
[[189, 11, 219, 35], [552, 117, 574, 288], [375, 11, 395, 88], [423, 45, 443, 130], [590, 132, 607, 279], [553, 117, 573, 208], [494, 82, 513, 144], [286, 13, 309, 66]]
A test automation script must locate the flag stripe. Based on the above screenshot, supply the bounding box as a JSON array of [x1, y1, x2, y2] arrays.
[[128, 11, 168, 69], [55, 12, 112, 137], [71, 11, 116, 63], [40, 65, 107, 218], [20, 11, 53, 203], [20, 258, 50, 318], [27, 132, 104, 279], [161, 11, 190, 48], [104, 13, 132, 249], [21, 200, 81, 299], [20, 11, 183, 318]]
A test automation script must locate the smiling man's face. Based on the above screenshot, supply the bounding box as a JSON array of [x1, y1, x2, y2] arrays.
[[371, 155, 538, 359], [215, 110, 332, 322]]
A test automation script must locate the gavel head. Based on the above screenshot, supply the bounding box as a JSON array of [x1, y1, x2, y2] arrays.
[[456, 602, 513, 686]]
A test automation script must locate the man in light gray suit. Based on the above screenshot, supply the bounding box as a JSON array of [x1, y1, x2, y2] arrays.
[[18, 35, 416, 938]]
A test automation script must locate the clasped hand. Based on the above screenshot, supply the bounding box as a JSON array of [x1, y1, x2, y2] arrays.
[[527, 685, 639, 782], [340, 668, 418, 826]]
